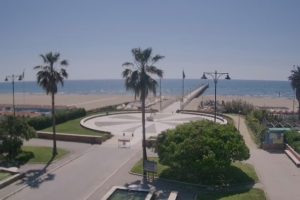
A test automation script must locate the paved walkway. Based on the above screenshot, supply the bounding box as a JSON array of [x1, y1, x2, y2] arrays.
[[230, 114, 300, 200], [5, 104, 298, 199], [1, 100, 194, 200]]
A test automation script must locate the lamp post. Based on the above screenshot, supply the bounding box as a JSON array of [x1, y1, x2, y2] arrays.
[[238, 110, 241, 131], [5, 73, 24, 116], [201, 70, 230, 122], [159, 78, 162, 111]]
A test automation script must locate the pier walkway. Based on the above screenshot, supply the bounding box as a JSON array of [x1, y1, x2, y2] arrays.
[[181, 83, 208, 110]]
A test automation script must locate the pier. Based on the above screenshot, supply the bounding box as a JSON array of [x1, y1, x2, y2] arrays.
[[181, 83, 209, 109]]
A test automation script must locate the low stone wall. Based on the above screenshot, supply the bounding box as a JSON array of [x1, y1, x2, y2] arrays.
[[37, 131, 106, 144], [0, 172, 24, 189], [286, 143, 300, 161], [179, 110, 228, 124]]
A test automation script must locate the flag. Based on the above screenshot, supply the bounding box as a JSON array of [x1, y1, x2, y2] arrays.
[[19, 70, 25, 80], [182, 70, 185, 79]]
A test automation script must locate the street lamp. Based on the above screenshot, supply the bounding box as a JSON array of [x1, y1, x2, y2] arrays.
[[5, 73, 24, 116], [201, 70, 230, 122], [159, 78, 162, 111]]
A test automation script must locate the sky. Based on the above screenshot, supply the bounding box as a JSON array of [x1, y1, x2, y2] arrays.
[[0, 0, 299, 81]]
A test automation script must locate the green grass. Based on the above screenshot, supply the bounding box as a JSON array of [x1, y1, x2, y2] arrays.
[[231, 162, 259, 183], [42, 117, 106, 136], [0, 172, 12, 181], [131, 158, 258, 185], [198, 188, 266, 200], [19, 146, 69, 164]]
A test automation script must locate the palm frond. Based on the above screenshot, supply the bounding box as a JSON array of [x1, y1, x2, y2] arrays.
[[61, 60, 68, 66], [289, 66, 300, 89], [142, 48, 152, 63], [34, 52, 68, 95], [122, 62, 134, 68], [60, 68, 68, 78], [40, 54, 48, 63], [123, 47, 164, 100], [152, 55, 165, 63], [34, 65, 43, 70], [122, 68, 132, 78], [146, 66, 163, 78]]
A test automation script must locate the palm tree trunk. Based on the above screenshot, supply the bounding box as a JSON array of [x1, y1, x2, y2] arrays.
[[298, 100, 300, 120], [52, 92, 57, 156], [141, 91, 147, 177]]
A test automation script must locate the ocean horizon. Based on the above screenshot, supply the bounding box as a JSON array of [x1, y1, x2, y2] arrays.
[[0, 79, 294, 98]]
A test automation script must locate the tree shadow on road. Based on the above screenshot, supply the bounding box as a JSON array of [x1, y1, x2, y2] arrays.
[[17, 155, 56, 188]]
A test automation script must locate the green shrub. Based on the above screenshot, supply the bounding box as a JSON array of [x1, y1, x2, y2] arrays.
[[223, 100, 254, 115], [285, 131, 300, 144], [0, 116, 36, 159], [245, 110, 268, 145], [285, 131, 300, 153], [156, 120, 250, 183], [27, 108, 86, 130]]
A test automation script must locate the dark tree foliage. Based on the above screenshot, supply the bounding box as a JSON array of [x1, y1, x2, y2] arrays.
[[157, 120, 249, 181], [122, 47, 164, 173], [34, 52, 68, 156], [289, 65, 300, 120], [0, 116, 35, 159]]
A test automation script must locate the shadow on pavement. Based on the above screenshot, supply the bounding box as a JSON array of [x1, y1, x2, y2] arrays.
[[264, 149, 284, 154], [17, 155, 56, 188]]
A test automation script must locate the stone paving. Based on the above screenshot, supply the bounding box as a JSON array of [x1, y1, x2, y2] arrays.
[[4, 101, 299, 199], [2, 100, 212, 200], [81, 111, 225, 146]]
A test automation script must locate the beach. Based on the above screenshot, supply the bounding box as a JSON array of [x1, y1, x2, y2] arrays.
[[0, 93, 296, 112], [0, 94, 135, 111], [184, 95, 296, 112]]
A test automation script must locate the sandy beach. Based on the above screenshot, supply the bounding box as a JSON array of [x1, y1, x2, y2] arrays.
[[0, 93, 296, 112], [0, 94, 135, 111], [185, 95, 296, 112]]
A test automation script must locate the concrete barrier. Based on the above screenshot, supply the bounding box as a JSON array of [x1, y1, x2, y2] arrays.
[[0, 172, 24, 189], [37, 131, 108, 144]]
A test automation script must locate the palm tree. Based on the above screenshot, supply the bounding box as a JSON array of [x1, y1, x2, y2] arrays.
[[289, 65, 300, 120], [122, 48, 164, 176], [34, 52, 68, 156]]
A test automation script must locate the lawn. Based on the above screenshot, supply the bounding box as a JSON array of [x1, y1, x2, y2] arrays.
[[198, 188, 266, 200], [18, 146, 69, 164], [42, 117, 107, 136], [0, 172, 12, 181], [131, 158, 265, 200], [131, 158, 258, 185]]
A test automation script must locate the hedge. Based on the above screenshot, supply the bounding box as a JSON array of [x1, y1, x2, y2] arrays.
[[27, 108, 86, 130], [245, 110, 268, 146], [285, 131, 300, 153]]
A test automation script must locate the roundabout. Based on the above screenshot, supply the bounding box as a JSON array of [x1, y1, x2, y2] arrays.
[[81, 111, 227, 145]]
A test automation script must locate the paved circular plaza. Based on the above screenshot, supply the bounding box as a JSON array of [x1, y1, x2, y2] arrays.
[[81, 112, 226, 145]]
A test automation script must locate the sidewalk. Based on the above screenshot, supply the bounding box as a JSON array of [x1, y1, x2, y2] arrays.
[[0, 99, 193, 200], [0, 139, 93, 199], [230, 114, 300, 200]]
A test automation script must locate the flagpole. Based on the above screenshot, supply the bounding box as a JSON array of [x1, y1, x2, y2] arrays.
[[182, 76, 184, 102], [182, 70, 185, 110]]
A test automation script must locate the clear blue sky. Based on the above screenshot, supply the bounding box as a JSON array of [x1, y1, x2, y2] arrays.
[[0, 0, 299, 81]]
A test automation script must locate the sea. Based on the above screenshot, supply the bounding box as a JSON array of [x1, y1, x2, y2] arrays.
[[0, 79, 294, 98]]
